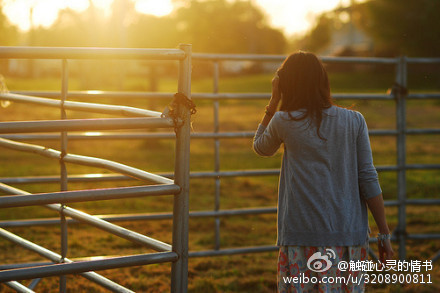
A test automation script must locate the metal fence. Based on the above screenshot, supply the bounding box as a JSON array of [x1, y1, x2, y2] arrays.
[[184, 54, 440, 262], [1, 50, 440, 290], [0, 45, 192, 292]]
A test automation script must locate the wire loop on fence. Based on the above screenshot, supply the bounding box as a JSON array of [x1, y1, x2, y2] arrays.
[[162, 93, 196, 132]]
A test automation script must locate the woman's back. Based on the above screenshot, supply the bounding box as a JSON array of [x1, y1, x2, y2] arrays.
[[253, 106, 381, 246]]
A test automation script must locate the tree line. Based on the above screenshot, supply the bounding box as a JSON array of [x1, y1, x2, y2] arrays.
[[1, 0, 439, 57], [297, 0, 440, 57], [0, 0, 286, 54]]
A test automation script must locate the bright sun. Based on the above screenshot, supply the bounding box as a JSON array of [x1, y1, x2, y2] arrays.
[[134, 0, 173, 17]]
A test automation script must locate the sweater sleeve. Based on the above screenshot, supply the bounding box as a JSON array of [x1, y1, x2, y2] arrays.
[[356, 113, 382, 199], [253, 112, 283, 157]]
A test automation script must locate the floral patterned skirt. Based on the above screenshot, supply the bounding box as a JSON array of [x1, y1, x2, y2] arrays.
[[277, 243, 368, 293]]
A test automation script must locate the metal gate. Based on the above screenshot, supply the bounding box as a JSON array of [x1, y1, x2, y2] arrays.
[[184, 54, 440, 263], [0, 45, 192, 292]]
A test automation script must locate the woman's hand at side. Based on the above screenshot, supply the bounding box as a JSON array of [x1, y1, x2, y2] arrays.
[[378, 238, 394, 264], [365, 193, 395, 263]]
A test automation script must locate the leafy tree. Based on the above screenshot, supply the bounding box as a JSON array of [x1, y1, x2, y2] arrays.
[[32, 0, 136, 47], [304, 14, 333, 53], [354, 0, 440, 57], [127, 14, 180, 48], [0, 1, 18, 46], [0, 1, 19, 75], [28, 0, 285, 54], [172, 0, 286, 54], [288, 12, 334, 54]]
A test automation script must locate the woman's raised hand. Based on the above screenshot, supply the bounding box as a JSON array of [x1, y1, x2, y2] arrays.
[[268, 74, 281, 111]]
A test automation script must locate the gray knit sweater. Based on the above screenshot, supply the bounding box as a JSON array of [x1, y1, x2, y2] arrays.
[[253, 106, 382, 246]]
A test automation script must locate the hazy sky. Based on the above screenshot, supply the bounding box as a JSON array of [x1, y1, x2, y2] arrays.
[[3, 0, 357, 35], [254, 0, 355, 35]]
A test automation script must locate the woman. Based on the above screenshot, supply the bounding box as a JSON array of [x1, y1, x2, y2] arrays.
[[253, 51, 394, 292]]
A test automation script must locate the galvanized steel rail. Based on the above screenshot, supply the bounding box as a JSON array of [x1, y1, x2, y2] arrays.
[[0, 182, 179, 208], [0, 138, 174, 184], [0, 228, 136, 293], [0, 46, 186, 60], [0, 45, 192, 292], [0, 91, 162, 117], [0, 117, 174, 133]]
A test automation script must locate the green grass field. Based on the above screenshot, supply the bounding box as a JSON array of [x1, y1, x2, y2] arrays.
[[0, 67, 439, 292]]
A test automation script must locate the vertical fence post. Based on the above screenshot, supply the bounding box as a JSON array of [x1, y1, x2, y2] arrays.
[[59, 59, 69, 292], [395, 56, 408, 260], [171, 44, 192, 293], [213, 61, 221, 251]]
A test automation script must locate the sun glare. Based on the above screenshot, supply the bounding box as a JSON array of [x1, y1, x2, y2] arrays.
[[3, 0, 90, 31], [31, 1, 62, 28], [134, 0, 173, 17], [3, 0, 173, 31], [3, 0, 363, 34]]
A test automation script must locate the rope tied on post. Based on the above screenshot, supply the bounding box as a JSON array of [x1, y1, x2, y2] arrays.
[[388, 82, 408, 98], [162, 93, 196, 132]]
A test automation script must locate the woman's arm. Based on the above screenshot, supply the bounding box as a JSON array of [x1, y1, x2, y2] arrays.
[[356, 114, 394, 262], [365, 194, 394, 263], [253, 74, 283, 157]]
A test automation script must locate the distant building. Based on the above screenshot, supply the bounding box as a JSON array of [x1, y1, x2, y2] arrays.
[[322, 22, 373, 56], [321, 4, 374, 57]]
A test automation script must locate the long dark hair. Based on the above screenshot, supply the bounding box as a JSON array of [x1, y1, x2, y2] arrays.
[[278, 51, 334, 140]]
